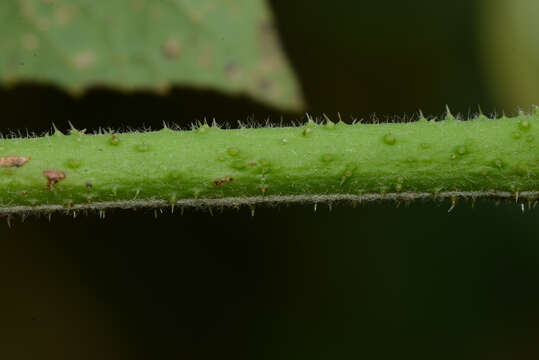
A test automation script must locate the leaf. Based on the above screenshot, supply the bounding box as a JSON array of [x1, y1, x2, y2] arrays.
[[0, 0, 304, 110], [481, 0, 539, 110]]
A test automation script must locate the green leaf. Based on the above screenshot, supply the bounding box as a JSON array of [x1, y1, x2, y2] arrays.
[[481, 0, 539, 110], [0, 0, 303, 110]]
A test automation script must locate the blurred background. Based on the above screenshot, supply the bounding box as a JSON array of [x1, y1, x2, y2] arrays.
[[2, 0, 539, 358]]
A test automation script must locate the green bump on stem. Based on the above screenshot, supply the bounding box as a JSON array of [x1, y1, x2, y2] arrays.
[[109, 134, 120, 146], [66, 159, 81, 169], [1, 113, 539, 213], [135, 143, 149, 152], [456, 145, 467, 155], [383, 133, 396, 145], [227, 147, 239, 156], [321, 154, 334, 163], [519, 119, 532, 132], [301, 127, 313, 137], [493, 159, 504, 169]]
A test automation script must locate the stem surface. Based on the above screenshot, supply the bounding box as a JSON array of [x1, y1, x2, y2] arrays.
[[1, 113, 538, 215]]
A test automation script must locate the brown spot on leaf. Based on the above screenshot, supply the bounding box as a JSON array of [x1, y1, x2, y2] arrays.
[[54, 4, 78, 26], [44, 170, 66, 189], [131, 0, 146, 10], [214, 177, 234, 186], [162, 38, 182, 59], [36, 18, 51, 31], [72, 50, 97, 70], [258, 21, 281, 55], [225, 62, 242, 81], [0, 156, 31, 168], [248, 161, 257, 167], [258, 78, 273, 92], [21, 33, 39, 51], [197, 47, 214, 68]]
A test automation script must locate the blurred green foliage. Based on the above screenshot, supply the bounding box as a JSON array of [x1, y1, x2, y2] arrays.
[[0, 0, 303, 110], [482, 0, 539, 110]]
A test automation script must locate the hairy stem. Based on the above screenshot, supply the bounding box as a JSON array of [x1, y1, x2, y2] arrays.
[[1, 112, 538, 215]]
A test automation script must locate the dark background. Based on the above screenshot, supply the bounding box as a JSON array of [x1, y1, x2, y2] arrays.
[[2, 0, 539, 358]]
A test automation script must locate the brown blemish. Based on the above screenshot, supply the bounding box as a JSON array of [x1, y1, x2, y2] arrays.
[[131, 0, 146, 10], [162, 38, 182, 59], [248, 161, 257, 167], [54, 4, 78, 26], [0, 156, 31, 168], [225, 63, 242, 81], [258, 21, 281, 55], [72, 50, 97, 70], [36, 18, 51, 31], [257, 78, 273, 92], [149, 6, 163, 20], [21, 33, 39, 51], [197, 47, 214, 68], [44, 170, 66, 190], [214, 177, 234, 186]]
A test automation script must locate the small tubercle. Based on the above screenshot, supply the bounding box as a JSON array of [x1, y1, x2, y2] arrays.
[[383, 133, 396, 145]]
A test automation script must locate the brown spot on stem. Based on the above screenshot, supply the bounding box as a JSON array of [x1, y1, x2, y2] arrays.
[[44, 170, 66, 189], [214, 177, 234, 186], [0, 156, 31, 168]]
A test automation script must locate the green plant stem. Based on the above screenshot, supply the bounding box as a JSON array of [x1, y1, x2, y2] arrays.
[[1, 112, 539, 215]]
